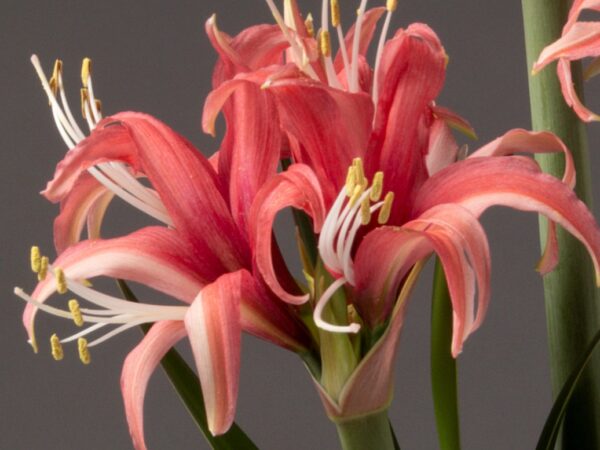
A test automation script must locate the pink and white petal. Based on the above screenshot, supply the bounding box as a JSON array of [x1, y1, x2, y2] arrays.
[[470, 128, 575, 187], [407, 203, 491, 336], [250, 164, 326, 304], [366, 23, 447, 223], [23, 227, 204, 347], [558, 58, 600, 122], [414, 156, 600, 282], [53, 172, 114, 253], [184, 272, 243, 436], [425, 118, 459, 176], [565, 1, 600, 31], [535, 22, 600, 72], [121, 320, 187, 450]]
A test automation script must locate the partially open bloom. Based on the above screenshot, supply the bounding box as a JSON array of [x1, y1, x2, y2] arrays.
[[534, 0, 600, 121], [204, 0, 600, 420]]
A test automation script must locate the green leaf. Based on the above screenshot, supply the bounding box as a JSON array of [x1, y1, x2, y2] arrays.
[[537, 325, 600, 450], [430, 261, 461, 450], [117, 280, 259, 450]]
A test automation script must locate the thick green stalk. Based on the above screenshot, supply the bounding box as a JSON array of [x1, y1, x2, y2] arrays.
[[431, 261, 460, 450], [521, 1, 600, 446], [335, 411, 396, 450]]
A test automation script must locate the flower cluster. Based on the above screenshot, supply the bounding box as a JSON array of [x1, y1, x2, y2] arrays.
[[16, 1, 600, 449]]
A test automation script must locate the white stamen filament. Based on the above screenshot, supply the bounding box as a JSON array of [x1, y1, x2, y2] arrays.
[[31, 55, 172, 226], [350, 0, 369, 92], [336, 25, 352, 82], [313, 277, 360, 333], [372, 8, 394, 106]]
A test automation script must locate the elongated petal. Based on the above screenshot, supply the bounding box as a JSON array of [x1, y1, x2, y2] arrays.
[[558, 58, 600, 122], [366, 23, 447, 223], [565, 1, 600, 31], [470, 129, 575, 188], [23, 227, 203, 347], [535, 22, 600, 71], [184, 272, 243, 436], [44, 112, 249, 276], [53, 172, 114, 253], [250, 164, 326, 304], [315, 263, 424, 419], [414, 156, 600, 281], [265, 79, 374, 204], [121, 321, 187, 450], [432, 105, 477, 140]]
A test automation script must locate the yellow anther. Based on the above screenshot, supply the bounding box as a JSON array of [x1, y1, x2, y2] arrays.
[[68, 299, 84, 327], [386, 0, 398, 12], [30, 246, 41, 273], [37, 256, 49, 281], [353, 158, 366, 187], [50, 334, 64, 361], [305, 13, 315, 37], [81, 57, 92, 87], [370, 171, 384, 202], [349, 183, 365, 207], [345, 166, 357, 196], [378, 192, 395, 224], [80, 87, 89, 119], [48, 59, 62, 96], [360, 198, 371, 225], [54, 268, 68, 294], [319, 30, 332, 57], [78, 338, 91, 365], [331, 0, 341, 27]]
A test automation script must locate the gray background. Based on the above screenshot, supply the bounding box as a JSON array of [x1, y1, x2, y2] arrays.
[[2, 1, 600, 449]]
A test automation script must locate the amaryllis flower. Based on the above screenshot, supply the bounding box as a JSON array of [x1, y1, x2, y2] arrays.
[[534, 0, 600, 121], [17, 57, 315, 448], [203, 0, 600, 420]]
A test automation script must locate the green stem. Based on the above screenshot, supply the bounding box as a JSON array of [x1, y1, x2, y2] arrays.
[[335, 411, 396, 450], [521, 1, 600, 446], [431, 261, 461, 450]]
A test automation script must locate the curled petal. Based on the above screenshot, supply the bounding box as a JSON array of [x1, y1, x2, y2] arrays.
[[184, 272, 243, 436], [425, 118, 459, 176], [431, 105, 476, 140], [414, 156, 600, 282], [250, 164, 326, 304], [53, 172, 114, 253], [558, 58, 600, 122], [121, 321, 187, 450]]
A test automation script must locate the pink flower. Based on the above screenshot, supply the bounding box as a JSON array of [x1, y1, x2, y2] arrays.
[[204, 0, 600, 419], [18, 57, 312, 448], [534, 0, 600, 121]]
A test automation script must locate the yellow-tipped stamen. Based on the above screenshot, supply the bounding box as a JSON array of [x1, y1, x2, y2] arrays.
[[54, 268, 68, 294], [349, 183, 365, 207], [68, 299, 84, 327], [305, 13, 315, 37], [360, 197, 371, 225], [370, 171, 384, 202], [50, 334, 64, 361], [345, 166, 357, 196], [386, 0, 398, 12], [81, 57, 92, 88], [378, 192, 395, 224], [30, 246, 41, 273], [320, 30, 332, 57], [80, 88, 89, 119], [37, 256, 49, 281], [78, 338, 91, 365], [353, 158, 365, 185], [331, 0, 341, 27]]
